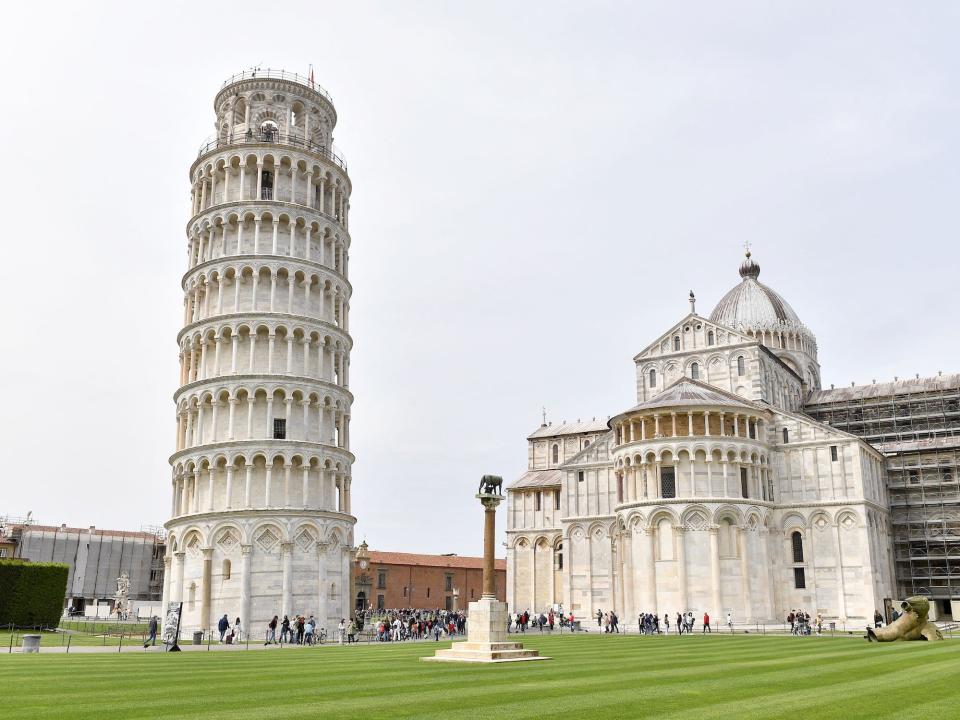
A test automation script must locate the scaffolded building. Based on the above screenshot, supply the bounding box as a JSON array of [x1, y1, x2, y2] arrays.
[[806, 374, 960, 619]]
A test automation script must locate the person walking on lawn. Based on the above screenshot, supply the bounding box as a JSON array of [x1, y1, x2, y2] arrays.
[[144, 615, 158, 647]]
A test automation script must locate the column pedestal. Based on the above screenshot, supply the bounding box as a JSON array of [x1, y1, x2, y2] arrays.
[[424, 491, 549, 664], [423, 596, 548, 663]]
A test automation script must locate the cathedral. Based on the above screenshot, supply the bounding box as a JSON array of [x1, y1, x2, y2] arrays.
[[506, 251, 897, 626]]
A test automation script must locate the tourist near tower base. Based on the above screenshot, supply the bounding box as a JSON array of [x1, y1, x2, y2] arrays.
[[425, 478, 548, 664]]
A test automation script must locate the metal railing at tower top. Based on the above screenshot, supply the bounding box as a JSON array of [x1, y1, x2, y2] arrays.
[[196, 130, 348, 172], [219, 68, 334, 104]]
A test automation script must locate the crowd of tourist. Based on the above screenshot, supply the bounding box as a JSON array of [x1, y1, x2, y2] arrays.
[[203, 603, 870, 648], [355, 608, 467, 642], [787, 609, 824, 635], [508, 609, 576, 632], [261, 614, 326, 645]]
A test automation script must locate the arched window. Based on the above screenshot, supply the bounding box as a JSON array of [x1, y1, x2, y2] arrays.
[[649, 369, 657, 387], [551, 444, 559, 464], [660, 466, 676, 498], [737, 356, 746, 376], [782, 428, 789, 444], [673, 336, 680, 351], [222, 559, 232, 580], [556, 543, 564, 570], [690, 362, 700, 380], [259, 119, 279, 142], [791, 531, 804, 563], [707, 330, 715, 346]]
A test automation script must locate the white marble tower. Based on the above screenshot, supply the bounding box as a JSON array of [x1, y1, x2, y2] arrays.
[[163, 69, 356, 636]]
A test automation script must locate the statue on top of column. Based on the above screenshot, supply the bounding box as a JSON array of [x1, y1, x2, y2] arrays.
[[478, 475, 503, 495]]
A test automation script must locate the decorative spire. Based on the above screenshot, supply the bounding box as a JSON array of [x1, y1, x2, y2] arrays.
[[689, 290, 696, 314], [739, 244, 760, 280]]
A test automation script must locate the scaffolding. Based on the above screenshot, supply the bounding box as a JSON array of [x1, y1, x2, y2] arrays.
[[805, 375, 960, 618]]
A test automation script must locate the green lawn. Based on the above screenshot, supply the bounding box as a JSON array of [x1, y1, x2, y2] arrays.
[[1, 634, 958, 719]]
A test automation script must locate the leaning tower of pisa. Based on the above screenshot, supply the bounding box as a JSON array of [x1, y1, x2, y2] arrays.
[[164, 70, 355, 636]]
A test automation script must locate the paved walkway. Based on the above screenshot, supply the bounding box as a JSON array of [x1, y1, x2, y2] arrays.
[[6, 636, 455, 654]]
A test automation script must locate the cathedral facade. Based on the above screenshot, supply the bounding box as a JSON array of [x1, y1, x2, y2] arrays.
[[506, 252, 895, 626]]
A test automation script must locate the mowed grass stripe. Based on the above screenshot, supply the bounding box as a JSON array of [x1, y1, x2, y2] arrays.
[[1, 635, 958, 719]]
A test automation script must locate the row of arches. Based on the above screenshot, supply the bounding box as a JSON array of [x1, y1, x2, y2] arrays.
[[171, 453, 353, 517], [191, 152, 349, 228], [168, 519, 348, 558], [179, 322, 349, 388], [612, 448, 772, 504], [174, 385, 351, 452], [183, 264, 349, 330], [613, 409, 766, 446], [186, 208, 348, 274], [215, 89, 336, 160]]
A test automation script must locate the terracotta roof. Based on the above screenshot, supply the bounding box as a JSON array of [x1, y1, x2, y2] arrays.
[[507, 469, 563, 490], [528, 418, 610, 439], [366, 551, 505, 570]]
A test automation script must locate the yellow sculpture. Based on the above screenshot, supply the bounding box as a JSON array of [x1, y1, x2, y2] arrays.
[[867, 597, 943, 642]]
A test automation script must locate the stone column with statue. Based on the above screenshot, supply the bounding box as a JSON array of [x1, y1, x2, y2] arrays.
[[424, 475, 548, 663]]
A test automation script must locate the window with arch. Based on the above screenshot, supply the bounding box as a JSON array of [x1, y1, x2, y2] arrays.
[[649, 369, 657, 387], [222, 559, 232, 580], [791, 530, 804, 563], [737, 356, 746, 376], [616, 474, 623, 503], [556, 543, 564, 571], [551, 444, 559, 464], [673, 336, 680, 351], [690, 362, 700, 380], [260, 169, 274, 200], [259, 120, 279, 142], [782, 428, 789, 443], [707, 330, 715, 346], [661, 466, 676, 499]]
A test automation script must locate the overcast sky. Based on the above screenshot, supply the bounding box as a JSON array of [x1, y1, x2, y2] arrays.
[[2, 2, 958, 556]]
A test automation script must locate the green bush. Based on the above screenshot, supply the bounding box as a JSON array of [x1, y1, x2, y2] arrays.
[[0, 560, 69, 628]]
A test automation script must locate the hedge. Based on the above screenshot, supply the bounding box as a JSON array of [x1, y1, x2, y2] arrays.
[[0, 560, 69, 628]]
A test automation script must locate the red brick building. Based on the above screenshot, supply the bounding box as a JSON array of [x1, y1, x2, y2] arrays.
[[353, 547, 506, 611]]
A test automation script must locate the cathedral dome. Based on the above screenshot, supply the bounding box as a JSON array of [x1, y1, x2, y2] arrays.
[[709, 250, 810, 338]]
